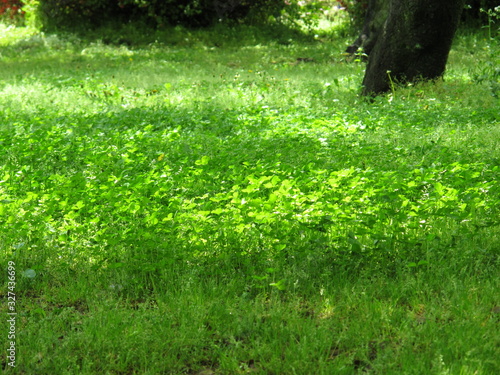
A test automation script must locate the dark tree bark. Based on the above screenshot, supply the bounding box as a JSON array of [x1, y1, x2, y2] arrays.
[[361, 0, 466, 96]]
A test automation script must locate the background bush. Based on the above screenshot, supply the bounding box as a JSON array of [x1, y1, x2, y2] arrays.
[[8, 1, 498, 32], [0, 0, 24, 23], [463, 0, 500, 25], [20, 0, 309, 31]]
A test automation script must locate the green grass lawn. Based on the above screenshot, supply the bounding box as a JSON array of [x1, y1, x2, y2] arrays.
[[0, 22, 499, 374]]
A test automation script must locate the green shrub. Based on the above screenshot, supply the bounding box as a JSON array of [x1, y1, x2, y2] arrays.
[[119, 0, 295, 27], [23, 0, 310, 31]]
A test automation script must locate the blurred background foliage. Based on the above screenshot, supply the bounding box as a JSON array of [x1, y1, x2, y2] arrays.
[[0, 0, 498, 32]]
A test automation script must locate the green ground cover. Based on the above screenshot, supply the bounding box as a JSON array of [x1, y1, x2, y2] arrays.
[[0, 21, 499, 374]]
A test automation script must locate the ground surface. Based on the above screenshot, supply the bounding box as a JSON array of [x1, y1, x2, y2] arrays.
[[0, 22, 499, 374]]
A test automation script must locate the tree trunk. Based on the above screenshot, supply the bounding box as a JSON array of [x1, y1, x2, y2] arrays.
[[361, 0, 466, 96]]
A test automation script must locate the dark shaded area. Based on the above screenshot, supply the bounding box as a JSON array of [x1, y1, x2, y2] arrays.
[[361, 0, 466, 96], [345, 0, 388, 57], [34, 0, 296, 32], [345, 0, 497, 58], [461, 0, 500, 25]]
